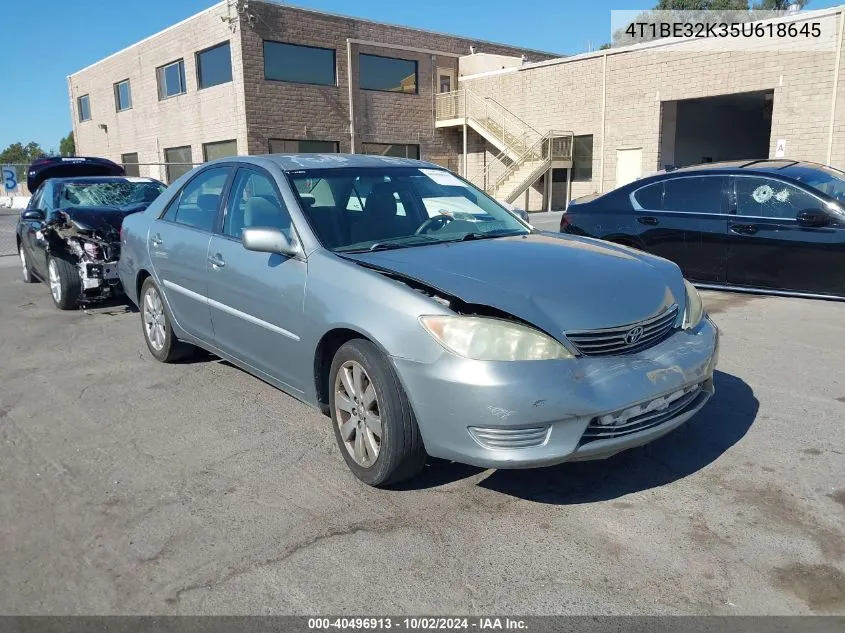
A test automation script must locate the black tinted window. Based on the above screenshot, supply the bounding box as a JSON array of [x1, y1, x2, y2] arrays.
[[359, 54, 417, 93], [663, 176, 725, 214], [197, 42, 232, 89], [633, 182, 663, 209], [263, 41, 336, 86], [735, 177, 821, 220], [168, 167, 230, 232]]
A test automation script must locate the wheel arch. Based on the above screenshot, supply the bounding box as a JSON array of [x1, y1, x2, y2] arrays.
[[313, 327, 385, 416], [135, 269, 152, 305], [604, 233, 646, 250]]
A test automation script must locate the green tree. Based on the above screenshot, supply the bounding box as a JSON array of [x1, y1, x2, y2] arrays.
[[752, 0, 807, 9], [655, 0, 748, 8], [0, 142, 47, 179], [59, 131, 76, 157]]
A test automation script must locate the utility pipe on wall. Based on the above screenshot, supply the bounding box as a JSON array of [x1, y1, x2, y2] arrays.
[[346, 39, 356, 154], [827, 10, 845, 165]]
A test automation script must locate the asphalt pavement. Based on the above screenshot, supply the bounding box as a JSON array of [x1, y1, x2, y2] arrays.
[[0, 265, 843, 615]]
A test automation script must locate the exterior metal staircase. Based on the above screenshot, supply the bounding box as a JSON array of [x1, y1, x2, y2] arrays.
[[435, 88, 573, 204]]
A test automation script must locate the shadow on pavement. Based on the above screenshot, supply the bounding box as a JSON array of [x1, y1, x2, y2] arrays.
[[404, 370, 758, 501]]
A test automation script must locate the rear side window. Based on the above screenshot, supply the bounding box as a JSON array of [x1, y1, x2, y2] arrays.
[[161, 167, 230, 232], [633, 182, 663, 209], [662, 176, 725, 214]]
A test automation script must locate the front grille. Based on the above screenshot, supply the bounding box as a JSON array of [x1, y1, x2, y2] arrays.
[[565, 304, 679, 356], [468, 425, 551, 450], [579, 383, 706, 445]]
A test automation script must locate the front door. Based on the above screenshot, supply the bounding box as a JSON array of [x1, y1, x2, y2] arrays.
[[726, 175, 845, 295], [150, 166, 232, 344], [207, 166, 307, 393], [437, 67, 456, 94]]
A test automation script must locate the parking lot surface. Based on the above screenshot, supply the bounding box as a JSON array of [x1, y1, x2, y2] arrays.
[[0, 259, 843, 615]]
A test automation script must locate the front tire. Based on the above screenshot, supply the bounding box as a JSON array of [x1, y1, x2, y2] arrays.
[[329, 339, 425, 486], [19, 244, 37, 284], [139, 278, 193, 362], [48, 254, 80, 310]]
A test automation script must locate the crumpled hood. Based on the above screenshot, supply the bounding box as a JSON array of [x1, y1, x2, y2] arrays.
[[57, 206, 149, 238], [343, 233, 686, 336]]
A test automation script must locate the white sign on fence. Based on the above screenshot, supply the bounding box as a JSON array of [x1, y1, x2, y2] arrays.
[[1, 166, 18, 192]]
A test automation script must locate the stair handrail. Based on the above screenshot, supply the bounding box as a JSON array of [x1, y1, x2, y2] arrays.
[[491, 130, 575, 197]]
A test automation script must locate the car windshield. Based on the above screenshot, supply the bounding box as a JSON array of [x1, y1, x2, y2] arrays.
[[786, 165, 845, 203], [287, 166, 530, 252], [59, 181, 166, 210]]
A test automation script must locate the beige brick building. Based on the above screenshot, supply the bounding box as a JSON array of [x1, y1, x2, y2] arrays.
[[454, 5, 845, 210], [67, 0, 554, 184]]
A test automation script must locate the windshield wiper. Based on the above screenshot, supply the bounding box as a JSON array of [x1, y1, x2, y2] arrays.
[[452, 229, 527, 242], [337, 235, 441, 253]]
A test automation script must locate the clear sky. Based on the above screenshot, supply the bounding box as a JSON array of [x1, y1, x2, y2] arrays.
[[1, 0, 841, 152]]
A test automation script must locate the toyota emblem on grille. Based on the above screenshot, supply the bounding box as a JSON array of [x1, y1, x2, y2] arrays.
[[624, 326, 645, 345]]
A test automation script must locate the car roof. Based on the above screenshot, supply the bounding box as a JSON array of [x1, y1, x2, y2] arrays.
[[656, 158, 837, 177], [52, 176, 161, 185], [215, 153, 443, 172]]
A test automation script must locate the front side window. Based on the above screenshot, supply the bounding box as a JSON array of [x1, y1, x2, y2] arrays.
[[269, 139, 339, 154], [121, 153, 140, 178], [157, 60, 186, 99], [288, 167, 529, 252], [223, 169, 291, 238], [573, 135, 593, 182], [361, 143, 420, 159], [263, 41, 336, 86], [164, 167, 230, 231], [735, 177, 821, 220], [164, 146, 193, 184], [359, 54, 417, 94], [114, 79, 132, 111], [58, 180, 165, 210], [78, 95, 91, 122], [196, 42, 232, 89], [784, 165, 845, 204], [203, 140, 238, 161], [662, 176, 726, 214]]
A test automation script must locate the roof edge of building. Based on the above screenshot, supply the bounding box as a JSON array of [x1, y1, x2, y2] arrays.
[[252, 0, 563, 59], [67, 0, 227, 79], [460, 4, 845, 82]]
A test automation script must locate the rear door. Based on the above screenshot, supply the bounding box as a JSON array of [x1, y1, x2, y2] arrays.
[[726, 175, 845, 295], [149, 166, 232, 343], [630, 175, 729, 282]]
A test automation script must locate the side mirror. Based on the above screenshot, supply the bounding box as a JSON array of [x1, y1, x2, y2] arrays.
[[242, 226, 300, 257], [21, 209, 45, 222], [512, 208, 530, 223], [796, 209, 830, 228]]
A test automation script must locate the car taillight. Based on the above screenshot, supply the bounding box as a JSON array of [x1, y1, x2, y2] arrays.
[[560, 214, 570, 229]]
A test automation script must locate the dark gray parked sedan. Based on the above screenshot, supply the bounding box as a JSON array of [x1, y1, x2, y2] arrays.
[[118, 154, 719, 486]]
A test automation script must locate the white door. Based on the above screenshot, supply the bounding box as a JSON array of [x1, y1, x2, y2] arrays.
[[437, 67, 456, 93], [616, 148, 643, 188]]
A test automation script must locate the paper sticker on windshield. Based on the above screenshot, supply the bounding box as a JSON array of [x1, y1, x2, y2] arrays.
[[419, 169, 465, 187]]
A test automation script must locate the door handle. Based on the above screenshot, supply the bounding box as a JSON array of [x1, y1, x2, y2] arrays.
[[637, 216, 659, 226], [150, 233, 163, 246], [208, 254, 226, 268], [729, 223, 758, 235]]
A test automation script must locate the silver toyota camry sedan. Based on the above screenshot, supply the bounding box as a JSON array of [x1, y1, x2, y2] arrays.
[[118, 154, 719, 486]]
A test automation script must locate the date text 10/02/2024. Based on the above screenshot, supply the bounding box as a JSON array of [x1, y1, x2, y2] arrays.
[[307, 618, 528, 630]]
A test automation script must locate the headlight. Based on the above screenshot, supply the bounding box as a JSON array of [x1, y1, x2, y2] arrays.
[[682, 279, 704, 330], [419, 315, 574, 361]]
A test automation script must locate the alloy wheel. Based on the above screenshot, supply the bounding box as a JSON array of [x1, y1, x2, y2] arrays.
[[19, 247, 29, 282], [334, 360, 382, 467], [143, 286, 166, 352], [48, 259, 61, 303]]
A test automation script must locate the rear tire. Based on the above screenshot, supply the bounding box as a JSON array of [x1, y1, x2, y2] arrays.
[[139, 278, 193, 362], [47, 254, 80, 310], [329, 339, 426, 486], [19, 244, 37, 284]]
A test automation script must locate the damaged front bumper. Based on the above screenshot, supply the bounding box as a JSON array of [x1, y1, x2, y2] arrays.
[[79, 259, 122, 298], [391, 316, 719, 469]]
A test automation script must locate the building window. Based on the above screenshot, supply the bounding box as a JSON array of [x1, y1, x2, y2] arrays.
[[157, 59, 186, 99], [196, 42, 232, 89], [121, 153, 140, 177], [263, 41, 336, 86], [164, 145, 193, 183], [359, 54, 417, 94], [269, 139, 340, 154], [203, 139, 238, 161], [77, 94, 91, 122], [361, 143, 420, 159], [114, 79, 132, 111], [573, 135, 593, 182]]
